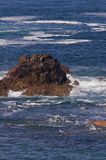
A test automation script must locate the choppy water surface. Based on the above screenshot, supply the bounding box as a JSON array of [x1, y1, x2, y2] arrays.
[[0, 0, 106, 159]]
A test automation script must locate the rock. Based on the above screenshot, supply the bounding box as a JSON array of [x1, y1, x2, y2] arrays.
[[19, 55, 29, 64], [0, 80, 8, 96], [89, 120, 106, 127], [73, 80, 79, 86], [0, 54, 73, 96], [60, 64, 70, 74]]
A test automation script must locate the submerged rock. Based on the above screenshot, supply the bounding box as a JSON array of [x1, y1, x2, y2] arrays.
[[89, 120, 106, 128], [0, 54, 76, 97]]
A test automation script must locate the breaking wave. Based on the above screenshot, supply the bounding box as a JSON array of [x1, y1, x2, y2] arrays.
[[86, 22, 106, 32], [0, 16, 36, 22], [53, 39, 91, 44], [8, 90, 26, 98], [0, 71, 7, 80], [68, 75, 106, 97], [23, 20, 82, 25], [0, 38, 91, 46]]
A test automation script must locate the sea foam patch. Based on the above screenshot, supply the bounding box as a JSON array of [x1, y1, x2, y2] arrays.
[[92, 27, 106, 32], [53, 39, 91, 45], [86, 22, 106, 32], [23, 20, 82, 25], [0, 39, 36, 46], [0, 16, 36, 22], [23, 30, 80, 41], [8, 90, 26, 98], [69, 76, 106, 97], [0, 30, 20, 33], [23, 31, 91, 44], [0, 71, 7, 80], [0, 38, 91, 46]]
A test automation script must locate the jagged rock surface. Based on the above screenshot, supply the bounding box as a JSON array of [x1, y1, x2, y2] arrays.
[[0, 54, 72, 96]]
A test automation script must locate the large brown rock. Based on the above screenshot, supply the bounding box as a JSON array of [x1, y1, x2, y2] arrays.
[[0, 54, 73, 96]]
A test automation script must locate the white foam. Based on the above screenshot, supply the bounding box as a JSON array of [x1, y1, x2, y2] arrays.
[[0, 16, 35, 22], [69, 76, 106, 97], [98, 103, 106, 107], [30, 31, 70, 37], [23, 31, 75, 42], [52, 39, 91, 45], [86, 23, 103, 27], [92, 27, 106, 32], [66, 74, 76, 84], [23, 31, 54, 41], [0, 39, 35, 46], [23, 101, 42, 106], [3, 101, 16, 106], [23, 31, 90, 45], [23, 20, 82, 25], [0, 30, 19, 33], [0, 39, 20, 46], [8, 90, 26, 98], [78, 99, 94, 103], [0, 71, 7, 80], [23, 97, 63, 106], [45, 114, 72, 127], [0, 38, 91, 46], [86, 22, 106, 32], [89, 124, 97, 131]]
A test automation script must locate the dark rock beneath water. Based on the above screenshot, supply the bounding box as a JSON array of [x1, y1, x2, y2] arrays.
[[0, 54, 73, 96]]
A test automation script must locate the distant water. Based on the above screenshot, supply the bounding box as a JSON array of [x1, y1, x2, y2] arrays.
[[0, 0, 106, 159]]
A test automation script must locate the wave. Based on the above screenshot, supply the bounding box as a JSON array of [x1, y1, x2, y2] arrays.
[[23, 20, 82, 25], [86, 23, 106, 27], [0, 30, 19, 33], [91, 27, 106, 32], [23, 31, 71, 40], [52, 39, 91, 44], [23, 31, 55, 41], [0, 16, 35, 22], [41, 114, 74, 127], [86, 22, 106, 32], [8, 90, 26, 98], [68, 76, 106, 97], [23, 30, 91, 44], [0, 38, 91, 46], [0, 39, 35, 46], [0, 39, 19, 46], [0, 71, 7, 80]]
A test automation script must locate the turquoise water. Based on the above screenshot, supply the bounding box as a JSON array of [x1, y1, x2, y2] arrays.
[[0, 0, 106, 159]]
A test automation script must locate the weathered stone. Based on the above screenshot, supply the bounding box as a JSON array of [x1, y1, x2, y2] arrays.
[[19, 55, 29, 64], [0, 54, 73, 96], [73, 80, 79, 86], [61, 64, 70, 74]]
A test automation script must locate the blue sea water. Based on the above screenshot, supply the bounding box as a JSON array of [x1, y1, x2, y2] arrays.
[[0, 0, 106, 159]]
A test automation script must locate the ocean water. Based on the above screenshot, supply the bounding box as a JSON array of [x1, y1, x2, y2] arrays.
[[0, 0, 106, 159]]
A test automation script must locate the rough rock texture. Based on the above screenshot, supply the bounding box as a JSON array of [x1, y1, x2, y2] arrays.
[[90, 120, 106, 127], [0, 54, 73, 96]]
